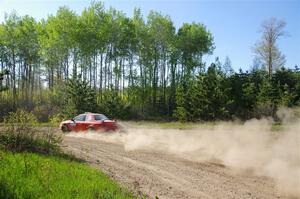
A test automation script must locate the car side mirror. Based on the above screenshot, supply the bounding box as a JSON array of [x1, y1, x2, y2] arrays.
[[71, 118, 75, 123]]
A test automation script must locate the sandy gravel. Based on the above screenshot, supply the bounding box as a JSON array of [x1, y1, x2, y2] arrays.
[[62, 132, 289, 199]]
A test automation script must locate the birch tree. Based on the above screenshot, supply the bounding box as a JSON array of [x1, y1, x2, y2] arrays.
[[254, 17, 286, 75]]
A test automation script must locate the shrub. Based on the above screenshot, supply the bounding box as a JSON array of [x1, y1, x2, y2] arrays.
[[254, 102, 276, 118], [49, 113, 66, 126], [173, 107, 187, 122], [64, 77, 97, 118], [0, 109, 61, 154], [32, 105, 53, 122], [98, 92, 132, 119]]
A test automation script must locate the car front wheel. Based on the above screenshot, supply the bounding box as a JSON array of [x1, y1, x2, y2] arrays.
[[61, 124, 70, 133]]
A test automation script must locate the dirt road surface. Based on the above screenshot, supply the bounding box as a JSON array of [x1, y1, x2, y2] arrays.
[[62, 128, 293, 199]]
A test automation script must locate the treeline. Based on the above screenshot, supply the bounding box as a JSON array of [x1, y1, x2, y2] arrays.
[[174, 66, 300, 121], [0, 2, 299, 122]]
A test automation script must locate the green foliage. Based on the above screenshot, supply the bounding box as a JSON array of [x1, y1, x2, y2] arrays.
[[49, 113, 66, 126], [173, 85, 187, 122], [99, 91, 132, 119], [0, 109, 61, 153], [64, 77, 97, 117], [173, 65, 300, 121], [0, 151, 134, 199], [0, 69, 9, 92], [273, 68, 299, 107], [0, 4, 299, 122], [32, 105, 54, 122], [174, 64, 231, 121], [178, 22, 214, 78], [3, 109, 38, 132]]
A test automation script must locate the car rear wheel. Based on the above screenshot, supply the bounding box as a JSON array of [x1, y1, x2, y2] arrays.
[[88, 126, 95, 132]]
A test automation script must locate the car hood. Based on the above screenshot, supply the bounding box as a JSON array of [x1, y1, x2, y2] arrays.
[[60, 120, 74, 126]]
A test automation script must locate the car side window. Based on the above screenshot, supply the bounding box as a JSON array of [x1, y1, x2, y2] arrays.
[[86, 114, 93, 121], [74, 114, 86, 121], [94, 114, 108, 121]]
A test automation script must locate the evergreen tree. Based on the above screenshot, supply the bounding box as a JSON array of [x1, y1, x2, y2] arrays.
[[173, 85, 188, 122], [64, 76, 97, 117], [0, 4, 299, 122], [98, 91, 131, 119], [256, 77, 279, 117], [223, 56, 234, 76]]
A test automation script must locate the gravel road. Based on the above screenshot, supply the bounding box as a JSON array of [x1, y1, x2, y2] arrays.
[[62, 129, 291, 199]]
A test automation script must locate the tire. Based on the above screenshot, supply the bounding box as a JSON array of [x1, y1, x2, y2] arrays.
[[61, 125, 70, 133], [88, 126, 95, 132]]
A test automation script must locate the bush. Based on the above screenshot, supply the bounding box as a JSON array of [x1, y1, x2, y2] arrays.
[[98, 92, 132, 119], [32, 105, 53, 122], [49, 113, 66, 126], [173, 107, 187, 122], [0, 109, 61, 154], [254, 102, 276, 119], [64, 77, 97, 118]]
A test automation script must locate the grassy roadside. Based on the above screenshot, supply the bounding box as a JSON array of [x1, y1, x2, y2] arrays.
[[0, 150, 134, 199], [0, 110, 136, 199]]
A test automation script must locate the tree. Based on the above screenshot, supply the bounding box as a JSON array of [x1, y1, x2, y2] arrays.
[[177, 22, 214, 81], [273, 67, 299, 107], [0, 69, 9, 92], [202, 64, 230, 120], [1, 12, 20, 105], [0, 3, 299, 122], [146, 11, 175, 110], [98, 90, 131, 119], [64, 76, 97, 117], [16, 15, 40, 100], [254, 17, 286, 75], [256, 77, 279, 117], [251, 57, 263, 72], [223, 56, 234, 76], [173, 85, 187, 122]]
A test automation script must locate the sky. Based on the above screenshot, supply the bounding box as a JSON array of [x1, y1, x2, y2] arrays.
[[0, 0, 299, 71]]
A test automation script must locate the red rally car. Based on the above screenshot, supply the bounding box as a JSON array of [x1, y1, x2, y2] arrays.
[[59, 112, 118, 132]]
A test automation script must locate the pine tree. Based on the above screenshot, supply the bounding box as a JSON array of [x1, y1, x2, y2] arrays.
[[173, 85, 188, 122], [64, 76, 97, 117]]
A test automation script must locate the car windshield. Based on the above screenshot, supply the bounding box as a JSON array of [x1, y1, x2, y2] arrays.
[[94, 114, 108, 121], [74, 114, 86, 121]]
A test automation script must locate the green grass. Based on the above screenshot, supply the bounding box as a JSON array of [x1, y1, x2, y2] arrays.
[[0, 150, 135, 199]]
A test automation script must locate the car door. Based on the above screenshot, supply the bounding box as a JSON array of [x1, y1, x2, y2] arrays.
[[84, 114, 94, 130], [73, 114, 86, 131], [94, 114, 108, 131]]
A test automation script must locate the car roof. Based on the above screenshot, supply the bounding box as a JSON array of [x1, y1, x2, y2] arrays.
[[84, 112, 107, 117], [84, 112, 104, 115]]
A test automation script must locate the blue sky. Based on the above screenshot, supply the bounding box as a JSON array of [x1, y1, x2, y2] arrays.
[[0, 0, 299, 71]]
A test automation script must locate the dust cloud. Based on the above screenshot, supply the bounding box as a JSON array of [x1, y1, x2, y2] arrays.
[[67, 108, 300, 197]]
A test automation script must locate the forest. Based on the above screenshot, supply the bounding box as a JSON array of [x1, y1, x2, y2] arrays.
[[0, 2, 299, 122]]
